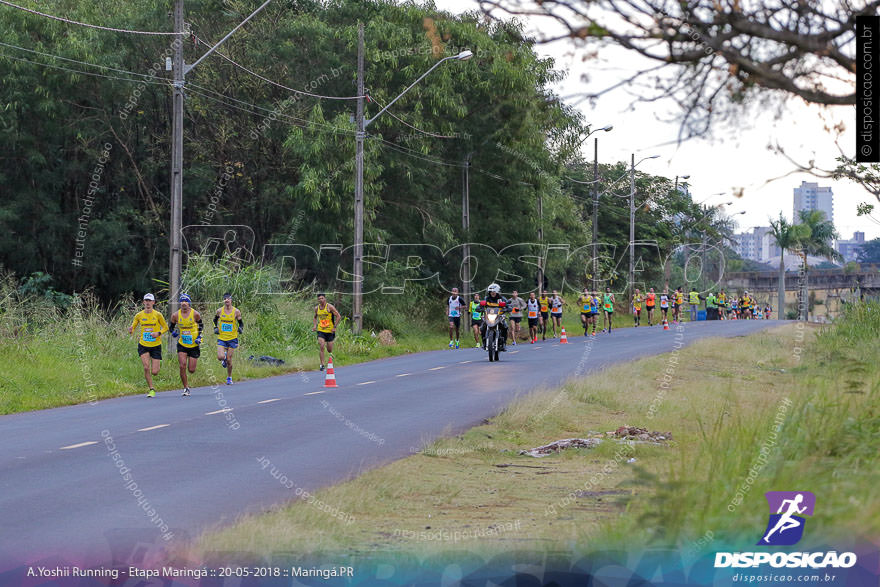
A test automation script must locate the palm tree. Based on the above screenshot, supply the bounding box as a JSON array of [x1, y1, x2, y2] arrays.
[[793, 210, 843, 321], [769, 214, 804, 319]]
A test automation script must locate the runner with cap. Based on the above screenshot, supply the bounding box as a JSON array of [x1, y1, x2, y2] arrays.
[[447, 287, 464, 349], [214, 292, 243, 384], [313, 292, 341, 371], [128, 293, 168, 397], [169, 293, 202, 396]]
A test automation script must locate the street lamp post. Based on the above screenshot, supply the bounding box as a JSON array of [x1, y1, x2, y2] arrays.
[[674, 174, 690, 193], [629, 153, 659, 298], [352, 31, 472, 334], [167, 0, 272, 314]]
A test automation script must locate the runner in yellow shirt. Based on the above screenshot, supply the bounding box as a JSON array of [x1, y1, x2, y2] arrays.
[[632, 288, 643, 327], [214, 292, 243, 385], [169, 293, 202, 397], [538, 292, 550, 341], [128, 293, 168, 397], [313, 292, 342, 371], [577, 288, 592, 336]]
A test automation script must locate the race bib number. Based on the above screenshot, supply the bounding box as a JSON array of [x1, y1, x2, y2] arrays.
[[583, 304, 589, 311], [449, 309, 460, 318], [142, 328, 155, 343], [319, 318, 332, 329], [528, 310, 537, 318], [221, 323, 233, 332], [181, 333, 193, 345]]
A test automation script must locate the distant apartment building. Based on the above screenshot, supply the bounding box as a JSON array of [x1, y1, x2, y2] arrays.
[[836, 231, 866, 262], [793, 181, 833, 225], [733, 226, 781, 263]]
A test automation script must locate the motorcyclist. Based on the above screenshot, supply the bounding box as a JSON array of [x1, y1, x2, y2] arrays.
[[480, 283, 509, 351]]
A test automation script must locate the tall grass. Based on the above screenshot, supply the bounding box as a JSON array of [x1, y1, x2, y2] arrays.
[[593, 302, 880, 551]]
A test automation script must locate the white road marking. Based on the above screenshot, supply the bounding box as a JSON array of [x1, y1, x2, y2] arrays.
[[304, 391, 325, 396], [258, 398, 281, 404], [205, 408, 233, 415], [137, 424, 169, 432], [396, 373, 411, 377], [428, 366, 445, 371], [509, 351, 519, 354], [357, 381, 376, 386], [60, 441, 97, 450]]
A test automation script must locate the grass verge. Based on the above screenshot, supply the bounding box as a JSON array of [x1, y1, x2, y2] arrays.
[[190, 304, 880, 560]]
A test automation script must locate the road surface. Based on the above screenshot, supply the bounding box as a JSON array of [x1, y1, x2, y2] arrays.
[[0, 319, 778, 570]]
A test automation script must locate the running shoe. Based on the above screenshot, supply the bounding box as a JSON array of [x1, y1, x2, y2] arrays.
[[319, 364, 325, 371], [147, 389, 155, 398], [512, 340, 517, 346], [449, 341, 454, 349], [182, 388, 190, 397], [454, 340, 460, 349], [221, 358, 227, 368], [475, 343, 481, 348], [226, 377, 233, 385], [530, 338, 535, 344]]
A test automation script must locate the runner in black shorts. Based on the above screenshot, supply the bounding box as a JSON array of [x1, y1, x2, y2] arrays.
[[526, 292, 540, 343]]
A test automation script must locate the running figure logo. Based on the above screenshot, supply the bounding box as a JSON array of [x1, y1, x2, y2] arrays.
[[759, 491, 815, 546]]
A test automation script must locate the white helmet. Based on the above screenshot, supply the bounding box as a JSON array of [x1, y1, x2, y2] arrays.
[[487, 283, 501, 294]]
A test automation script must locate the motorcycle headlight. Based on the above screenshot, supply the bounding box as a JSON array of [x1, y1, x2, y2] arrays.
[[486, 313, 498, 325]]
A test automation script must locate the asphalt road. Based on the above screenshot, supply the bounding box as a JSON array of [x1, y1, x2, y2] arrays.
[[0, 319, 778, 569]]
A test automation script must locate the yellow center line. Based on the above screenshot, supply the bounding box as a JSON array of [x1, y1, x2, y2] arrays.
[[428, 366, 445, 371], [396, 373, 411, 377], [205, 408, 233, 415], [304, 391, 325, 396], [60, 441, 98, 450], [137, 424, 169, 432], [357, 381, 376, 386], [258, 398, 281, 404]]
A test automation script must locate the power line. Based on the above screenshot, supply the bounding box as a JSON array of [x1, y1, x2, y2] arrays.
[[368, 96, 459, 138], [0, 51, 169, 86], [371, 137, 465, 168], [193, 35, 361, 101], [0, 0, 184, 35], [185, 86, 355, 136], [0, 40, 166, 80]]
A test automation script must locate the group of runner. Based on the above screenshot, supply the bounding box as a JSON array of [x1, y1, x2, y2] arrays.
[[445, 285, 774, 347], [128, 292, 340, 397]]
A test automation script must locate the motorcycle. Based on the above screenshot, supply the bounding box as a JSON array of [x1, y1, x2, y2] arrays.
[[481, 301, 507, 362]]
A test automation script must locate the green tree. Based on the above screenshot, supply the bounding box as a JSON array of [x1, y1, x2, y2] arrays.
[[856, 239, 880, 264], [792, 210, 842, 321], [769, 214, 805, 321]]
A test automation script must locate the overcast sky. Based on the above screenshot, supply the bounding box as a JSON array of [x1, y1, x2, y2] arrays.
[[427, 0, 875, 241]]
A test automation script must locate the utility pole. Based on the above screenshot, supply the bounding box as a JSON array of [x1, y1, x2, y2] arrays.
[[462, 152, 472, 299], [353, 22, 365, 335], [592, 137, 599, 293], [169, 0, 185, 315], [629, 153, 635, 299], [167, 0, 271, 314], [537, 187, 544, 294]]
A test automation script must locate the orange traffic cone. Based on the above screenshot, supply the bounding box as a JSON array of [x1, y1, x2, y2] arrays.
[[663, 319, 669, 331], [560, 327, 568, 343], [732, 311, 737, 320], [323, 357, 338, 388]]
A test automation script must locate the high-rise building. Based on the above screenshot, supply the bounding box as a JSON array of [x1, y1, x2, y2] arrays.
[[793, 181, 833, 225], [733, 226, 782, 263], [836, 231, 866, 262]]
